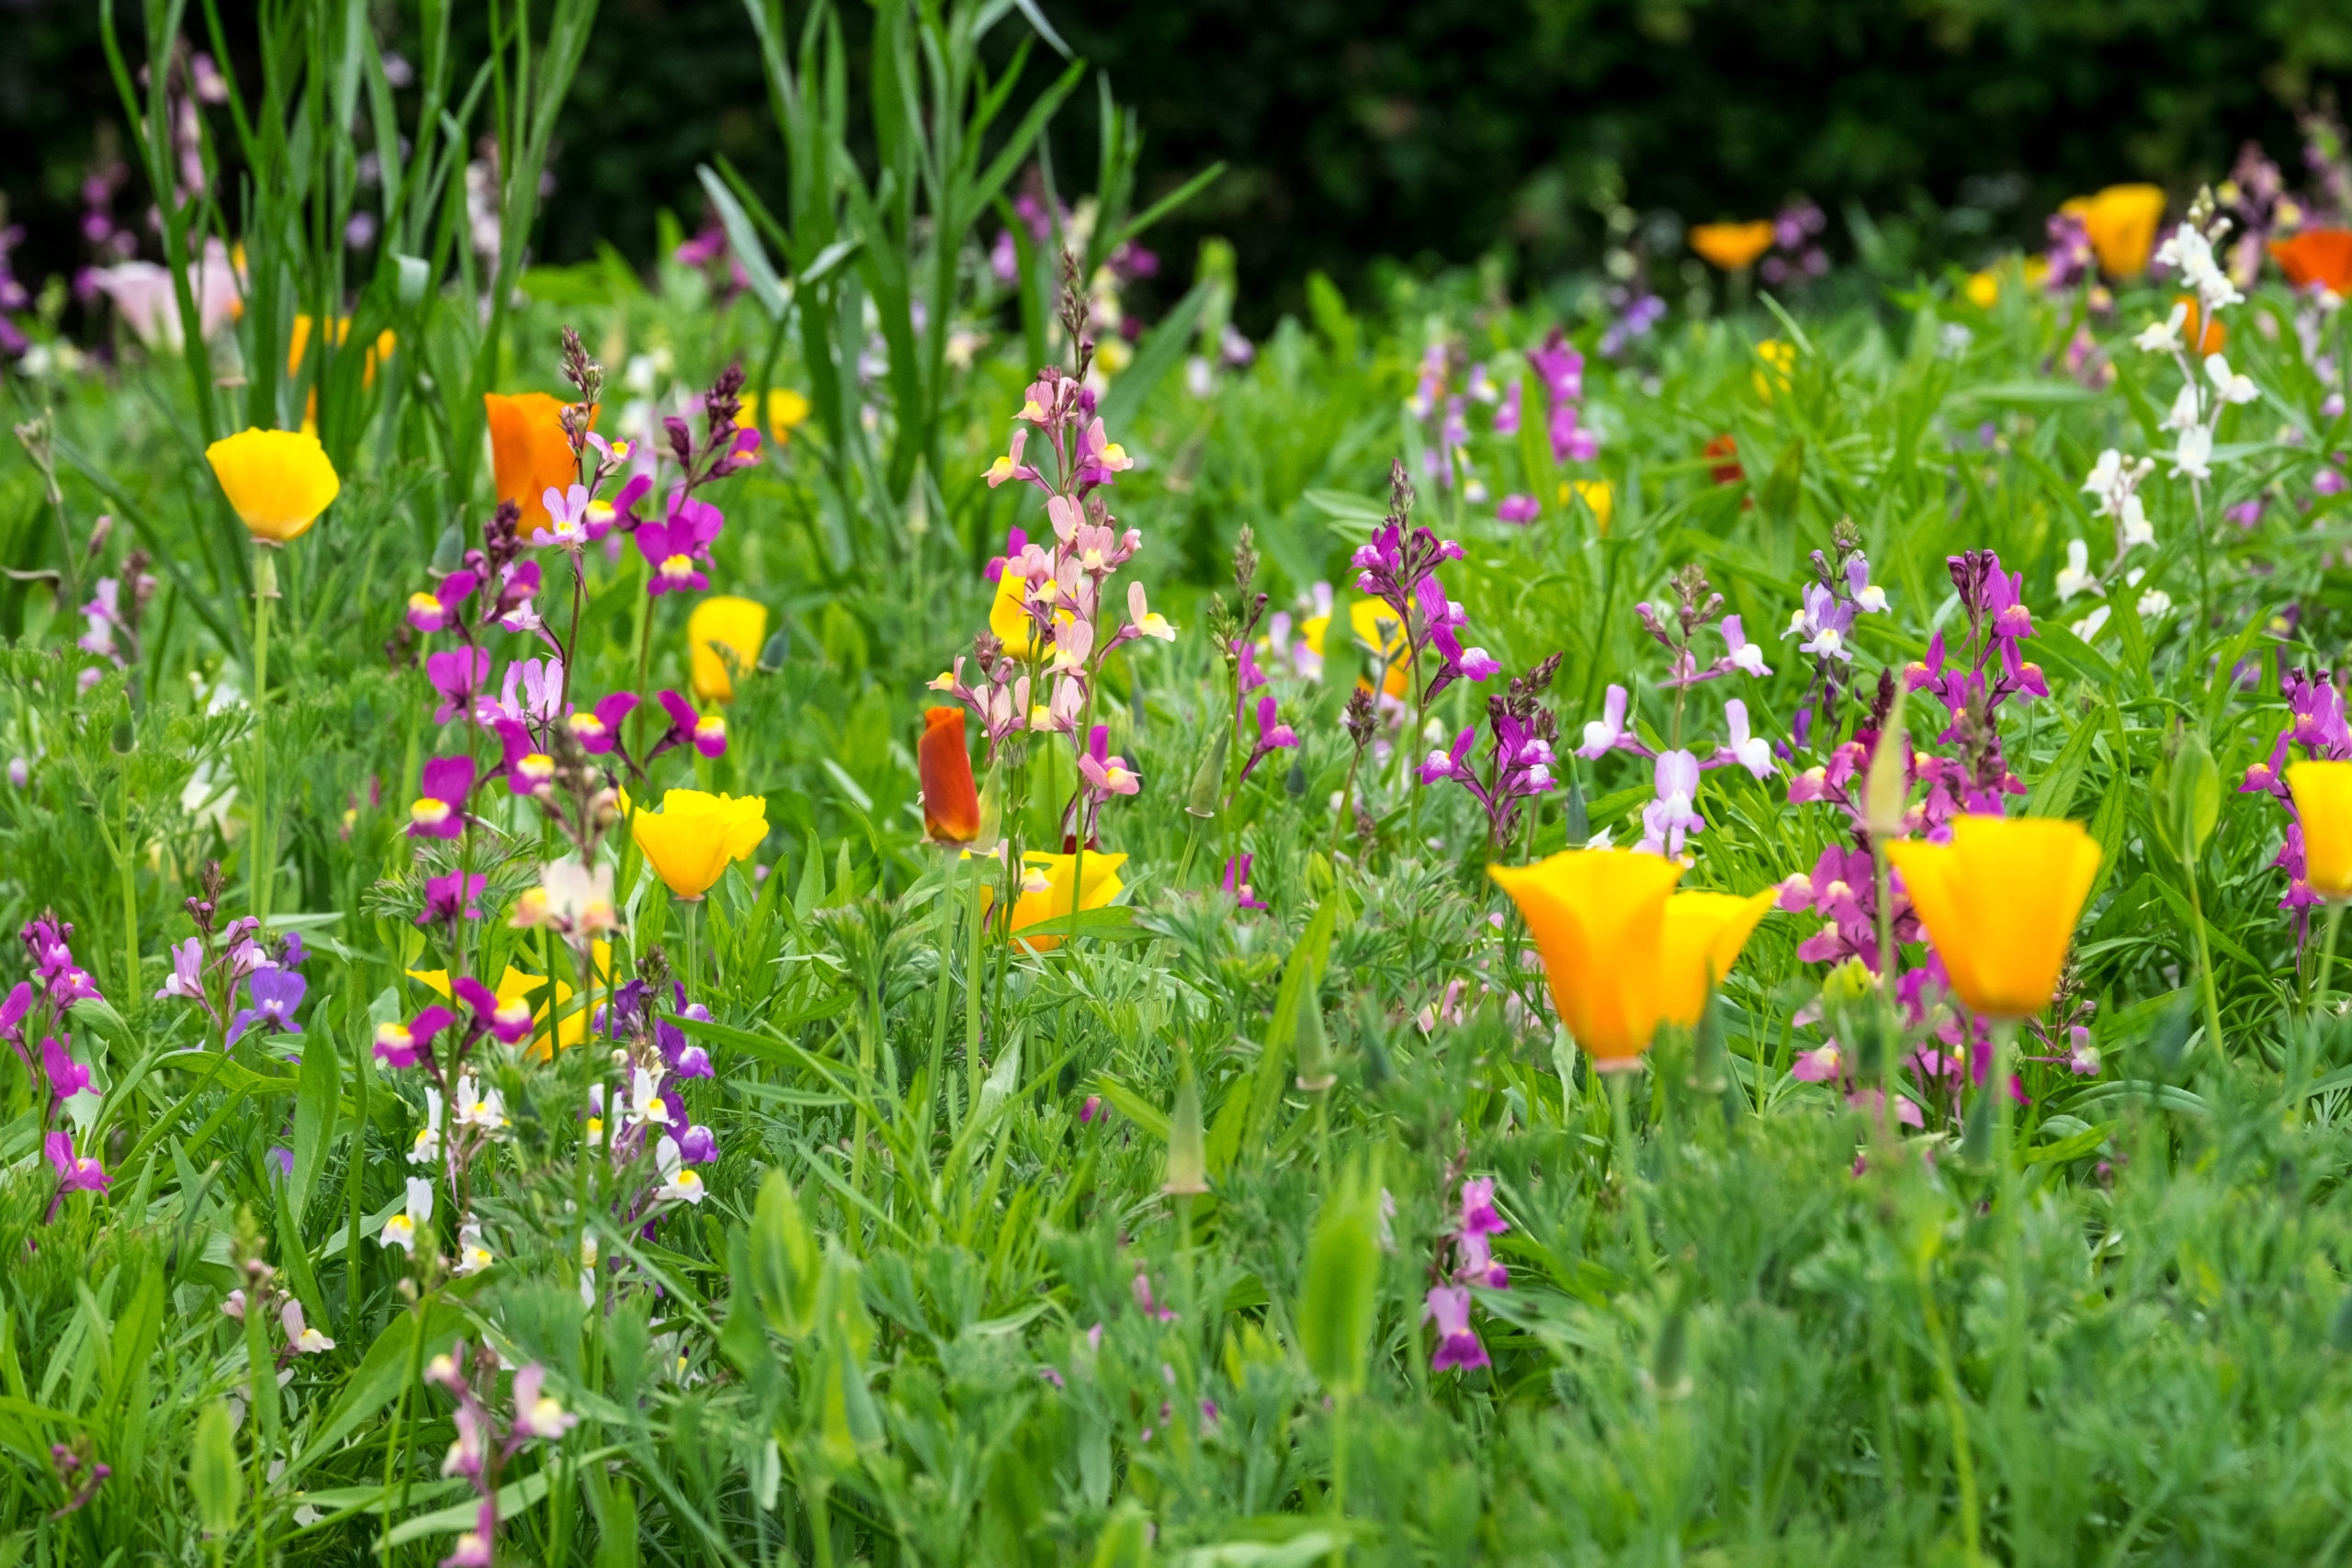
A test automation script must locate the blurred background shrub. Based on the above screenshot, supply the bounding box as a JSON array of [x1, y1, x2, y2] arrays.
[[4, 0, 2349, 332]]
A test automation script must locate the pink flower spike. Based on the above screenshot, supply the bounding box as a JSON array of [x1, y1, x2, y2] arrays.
[[44, 1132, 109, 1195], [1423, 1285, 1488, 1372], [1458, 1177, 1507, 1236], [407, 755, 477, 840], [1497, 493, 1540, 525]]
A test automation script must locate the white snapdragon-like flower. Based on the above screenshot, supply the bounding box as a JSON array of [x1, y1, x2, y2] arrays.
[[2168, 423, 2214, 482], [2205, 353, 2257, 406], [2161, 381, 2202, 433], [2135, 302, 2188, 355], [2054, 538, 2098, 602], [2154, 221, 2243, 314], [654, 1135, 706, 1205], [380, 1177, 435, 1253]]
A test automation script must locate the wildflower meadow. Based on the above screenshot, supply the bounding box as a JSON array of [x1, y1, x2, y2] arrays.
[[10, 6, 2352, 1566]]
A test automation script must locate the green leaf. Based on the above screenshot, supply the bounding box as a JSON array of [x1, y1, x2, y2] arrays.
[[190, 1402, 241, 1538], [1099, 280, 1213, 434], [290, 1025, 341, 1214], [1298, 1155, 1383, 1397]]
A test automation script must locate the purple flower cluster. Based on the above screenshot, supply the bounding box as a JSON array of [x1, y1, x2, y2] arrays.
[[1350, 463, 1498, 705], [6, 914, 111, 1217], [1759, 199, 1829, 286], [1774, 843, 1921, 973], [1528, 329, 1600, 464], [2244, 667, 2352, 919], [1578, 568, 1777, 859], [1425, 1178, 1510, 1373], [1420, 656, 1564, 847], [428, 1345, 578, 1568]]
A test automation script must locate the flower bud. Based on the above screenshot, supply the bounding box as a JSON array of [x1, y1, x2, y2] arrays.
[[1186, 727, 1230, 818], [1863, 686, 1908, 840], [1294, 994, 1335, 1092], [1163, 1049, 1208, 1196]]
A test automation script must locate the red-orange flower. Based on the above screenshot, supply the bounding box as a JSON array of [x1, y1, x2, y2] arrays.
[[2172, 295, 2226, 356], [2271, 230, 2352, 296], [1704, 434, 1743, 485], [485, 392, 594, 538], [920, 706, 981, 843]]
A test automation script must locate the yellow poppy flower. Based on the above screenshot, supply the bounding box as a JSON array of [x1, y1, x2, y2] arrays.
[[976, 851, 1125, 954], [1556, 479, 1613, 535], [736, 388, 812, 446], [1690, 221, 1776, 272], [1349, 599, 1411, 698], [1489, 850, 1772, 1067], [407, 945, 609, 1056], [632, 789, 769, 900], [990, 567, 1038, 658], [688, 595, 769, 704], [2290, 761, 2352, 898], [2059, 185, 2166, 278], [205, 428, 342, 544], [1884, 816, 2101, 1020]]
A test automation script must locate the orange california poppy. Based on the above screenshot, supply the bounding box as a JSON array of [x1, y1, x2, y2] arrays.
[[2271, 230, 2352, 296], [485, 392, 594, 537], [2058, 185, 2166, 278], [2171, 295, 2226, 356], [919, 705, 981, 843], [1690, 221, 1775, 272], [1703, 434, 1744, 485]]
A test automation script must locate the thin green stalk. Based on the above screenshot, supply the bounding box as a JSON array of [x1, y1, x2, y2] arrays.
[[1604, 1067, 1652, 1272], [959, 850, 986, 1134], [2183, 863, 2227, 1062], [2314, 900, 2345, 1020], [251, 545, 277, 922], [1917, 1252, 1982, 1567]]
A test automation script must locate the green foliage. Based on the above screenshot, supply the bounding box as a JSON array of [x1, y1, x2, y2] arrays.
[[13, 12, 2352, 1565]]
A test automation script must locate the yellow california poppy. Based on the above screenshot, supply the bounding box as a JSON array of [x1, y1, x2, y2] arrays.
[[1884, 816, 2101, 1020], [407, 947, 609, 1055], [1557, 479, 1613, 535], [737, 388, 812, 447], [1349, 599, 1411, 698], [989, 567, 1038, 658], [689, 595, 770, 704], [969, 851, 1127, 953], [2289, 761, 2352, 898], [631, 789, 769, 899], [205, 428, 342, 544], [2059, 185, 2166, 278], [1690, 221, 1776, 272], [1489, 850, 1772, 1068]]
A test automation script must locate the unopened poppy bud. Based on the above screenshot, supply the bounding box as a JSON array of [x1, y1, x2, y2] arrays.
[[1295, 994, 1335, 1092], [1163, 1048, 1208, 1196], [1864, 689, 1909, 840], [1186, 727, 1230, 818]]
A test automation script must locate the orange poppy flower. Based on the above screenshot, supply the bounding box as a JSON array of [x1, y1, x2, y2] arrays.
[[919, 705, 981, 843], [1690, 221, 1775, 272], [2271, 230, 2352, 296], [1703, 434, 1744, 485], [2058, 185, 2165, 278], [2171, 295, 2226, 356], [485, 392, 594, 537]]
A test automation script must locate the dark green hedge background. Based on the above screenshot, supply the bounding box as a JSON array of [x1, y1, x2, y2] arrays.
[[6, 0, 2350, 328]]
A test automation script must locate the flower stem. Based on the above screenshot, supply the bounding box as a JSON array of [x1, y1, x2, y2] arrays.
[[250, 544, 277, 923], [2183, 860, 2227, 1062], [2314, 900, 2345, 1021], [1604, 1067, 1653, 1272]]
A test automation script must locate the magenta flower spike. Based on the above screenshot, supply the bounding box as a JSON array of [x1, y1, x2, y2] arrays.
[[1424, 1285, 1488, 1372], [408, 755, 478, 840]]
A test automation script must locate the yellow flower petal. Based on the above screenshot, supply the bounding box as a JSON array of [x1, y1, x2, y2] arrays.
[[205, 428, 342, 543]]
